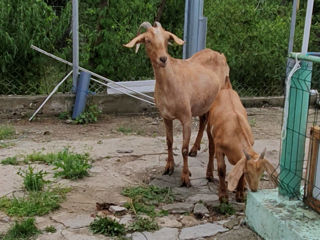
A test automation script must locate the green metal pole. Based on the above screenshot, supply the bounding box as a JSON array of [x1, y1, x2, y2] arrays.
[[279, 60, 312, 198]]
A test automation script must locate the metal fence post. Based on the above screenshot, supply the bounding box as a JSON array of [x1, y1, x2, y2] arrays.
[[72, 0, 79, 93], [183, 0, 207, 59]]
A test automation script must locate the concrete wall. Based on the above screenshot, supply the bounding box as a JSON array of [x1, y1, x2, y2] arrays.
[[0, 93, 286, 119]]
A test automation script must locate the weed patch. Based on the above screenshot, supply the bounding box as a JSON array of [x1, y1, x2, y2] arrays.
[[128, 216, 159, 232], [89, 216, 126, 237], [117, 127, 133, 135], [214, 202, 235, 215], [24, 152, 57, 164], [75, 105, 101, 124], [0, 187, 70, 217], [17, 166, 48, 191], [122, 185, 174, 217], [0, 125, 15, 140], [1, 156, 18, 165], [53, 149, 91, 179], [44, 225, 56, 233], [2, 218, 40, 240]]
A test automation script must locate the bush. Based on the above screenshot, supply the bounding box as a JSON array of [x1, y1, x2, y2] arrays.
[[90, 217, 126, 237], [17, 166, 48, 191]]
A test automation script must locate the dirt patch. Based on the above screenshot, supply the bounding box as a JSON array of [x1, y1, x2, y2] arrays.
[[0, 107, 282, 239]]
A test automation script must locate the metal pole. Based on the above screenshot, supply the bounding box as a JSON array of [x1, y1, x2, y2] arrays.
[[287, 0, 298, 54], [29, 71, 73, 121], [301, 0, 314, 54], [72, 0, 79, 92]]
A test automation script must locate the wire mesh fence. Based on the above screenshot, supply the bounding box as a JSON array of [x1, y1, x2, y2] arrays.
[[275, 56, 320, 213], [0, 0, 286, 98]]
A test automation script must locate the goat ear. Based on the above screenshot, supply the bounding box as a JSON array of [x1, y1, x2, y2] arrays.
[[262, 159, 278, 186], [123, 33, 146, 48], [168, 32, 184, 45], [226, 158, 246, 192], [259, 147, 267, 160]]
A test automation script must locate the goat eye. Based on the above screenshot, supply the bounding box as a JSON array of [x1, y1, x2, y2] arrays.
[[146, 39, 151, 44]]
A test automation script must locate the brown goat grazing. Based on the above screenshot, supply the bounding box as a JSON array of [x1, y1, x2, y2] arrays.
[[206, 84, 277, 202], [124, 22, 229, 187]]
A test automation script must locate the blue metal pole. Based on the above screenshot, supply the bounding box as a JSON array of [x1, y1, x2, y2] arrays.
[[72, 72, 91, 119]]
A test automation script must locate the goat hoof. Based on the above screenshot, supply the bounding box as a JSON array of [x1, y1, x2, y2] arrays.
[[206, 175, 214, 182], [163, 167, 174, 176], [219, 195, 229, 203], [180, 181, 191, 188], [188, 150, 197, 157]]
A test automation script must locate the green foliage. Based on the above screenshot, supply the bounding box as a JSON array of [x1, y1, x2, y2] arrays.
[[44, 225, 56, 233], [214, 202, 236, 216], [128, 216, 159, 232], [89, 217, 126, 237], [17, 166, 48, 192], [2, 218, 40, 240], [58, 111, 71, 120], [75, 105, 102, 124], [204, 0, 307, 96], [122, 185, 174, 217], [1, 156, 18, 165], [0, 187, 70, 217], [53, 148, 91, 179], [0, 125, 15, 140]]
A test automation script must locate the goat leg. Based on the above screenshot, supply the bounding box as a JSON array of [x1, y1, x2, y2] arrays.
[[189, 113, 208, 157], [181, 120, 192, 187], [235, 175, 245, 202], [206, 125, 215, 182], [163, 119, 175, 175], [217, 152, 228, 202]]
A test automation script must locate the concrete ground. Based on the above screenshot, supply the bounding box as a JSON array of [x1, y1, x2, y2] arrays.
[[0, 107, 282, 239]]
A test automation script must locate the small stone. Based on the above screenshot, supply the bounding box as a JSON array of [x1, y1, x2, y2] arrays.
[[223, 217, 240, 229], [132, 227, 179, 240], [162, 202, 194, 214], [43, 131, 51, 135], [180, 215, 199, 227], [51, 213, 94, 229], [109, 205, 127, 215], [156, 215, 182, 228], [186, 194, 220, 207], [65, 119, 73, 124], [179, 223, 228, 240], [193, 203, 209, 218], [119, 214, 133, 227]]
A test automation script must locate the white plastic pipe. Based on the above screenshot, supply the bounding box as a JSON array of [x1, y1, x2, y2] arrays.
[[301, 0, 314, 54], [29, 71, 73, 121]]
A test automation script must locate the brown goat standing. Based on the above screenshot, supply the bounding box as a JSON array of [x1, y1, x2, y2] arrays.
[[124, 22, 229, 187], [206, 82, 278, 202]]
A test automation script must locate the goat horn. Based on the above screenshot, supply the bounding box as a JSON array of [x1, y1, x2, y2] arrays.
[[134, 22, 152, 54], [243, 150, 251, 161], [154, 21, 162, 28], [138, 22, 152, 32]]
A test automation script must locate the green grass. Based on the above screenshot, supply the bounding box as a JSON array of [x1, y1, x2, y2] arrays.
[[0, 125, 15, 140], [17, 166, 48, 191], [0, 187, 70, 217], [24, 152, 57, 164], [122, 185, 174, 217], [1, 156, 18, 165], [44, 225, 56, 233], [214, 202, 236, 216], [2, 218, 40, 240], [117, 127, 133, 135], [128, 216, 159, 232], [89, 217, 126, 237], [53, 149, 91, 180], [249, 117, 256, 127]]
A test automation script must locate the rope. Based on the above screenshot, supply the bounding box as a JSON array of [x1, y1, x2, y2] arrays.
[[281, 54, 301, 140]]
